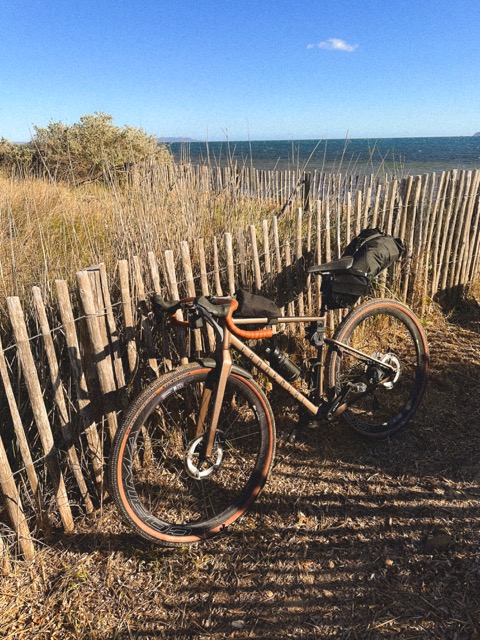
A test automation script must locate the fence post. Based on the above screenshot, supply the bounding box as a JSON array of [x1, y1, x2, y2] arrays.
[[224, 233, 236, 296], [76, 271, 119, 441], [262, 220, 272, 295], [147, 251, 174, 373], [440, 171, 465, 293], [99, 263, 128, 392], [118, 260, 138, 376], [295, 208, 305, 316], [180, 241, 203, 355], [0, 335, 51, 535], [198, 239, 216, 352], [55, 279, 104, 496], [402, 176, 422, 302], [0, 437, 35, 560], [423, 172, 445, 307], [164, 249, 189, 365], [431, 171, 453, 297], [212, 237, 223, 296], [32, 287, 94, 514], [249, 225, 262, 292], [132, 256, 159, 377], [7, 296, 74, 532]]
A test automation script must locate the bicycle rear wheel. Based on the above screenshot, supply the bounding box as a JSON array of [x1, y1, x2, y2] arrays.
[[108, 363, 275, 546], [326, 299, 429, 437]]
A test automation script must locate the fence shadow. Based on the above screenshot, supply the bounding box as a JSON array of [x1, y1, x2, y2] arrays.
[[30, 315, 479, 638]]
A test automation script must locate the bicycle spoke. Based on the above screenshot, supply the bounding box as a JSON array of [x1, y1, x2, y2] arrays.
[[328, 300, 428, 437], [124, 374, 267, 526]]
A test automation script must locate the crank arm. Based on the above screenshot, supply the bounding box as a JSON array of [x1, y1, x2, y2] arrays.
[[325, 381, 367, 421]]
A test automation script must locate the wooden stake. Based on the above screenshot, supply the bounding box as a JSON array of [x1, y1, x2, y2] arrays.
[[0, 436, 35, 560], [249, 225, 262, 292], [262, 220, 272, 296], [76, 271, 119, 442], [147, 252, 173, 373], [32, 287, 94, 514], [0, 335, 51, 535], [55, 279, 104, 496], [7, 296, 74, 532], [295, 208, 305, 315], [212, 237, 223, 296], [198, 239, 216, 352], [180, 241, 202, 355], [118, 260, 138, 376], [164, 250, 189, 365], [133, 256, 159, 377], [224, 232, 236, 296]]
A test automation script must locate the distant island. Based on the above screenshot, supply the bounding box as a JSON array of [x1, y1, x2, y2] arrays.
[[157, 137, 197, 143], [474, 132, 480, 137]]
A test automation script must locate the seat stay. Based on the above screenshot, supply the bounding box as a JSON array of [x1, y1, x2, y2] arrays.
[[326, 337, 397, 373]]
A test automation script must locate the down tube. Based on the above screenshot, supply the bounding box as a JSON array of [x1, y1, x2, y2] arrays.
[[229, 334, 318, 416]]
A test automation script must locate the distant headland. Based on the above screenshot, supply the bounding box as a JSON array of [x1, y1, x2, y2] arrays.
[[474, 132, 480, 137], [157, 137, 197, 143]]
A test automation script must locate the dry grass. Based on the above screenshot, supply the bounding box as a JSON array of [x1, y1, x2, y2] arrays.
[[1, 165, 480, 638], [1, 304, 479, 639], [0, 167, 279, 306]]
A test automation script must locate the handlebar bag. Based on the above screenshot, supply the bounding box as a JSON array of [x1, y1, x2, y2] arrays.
[[234, 289, 280, 319], [321, 228, 405, 310]]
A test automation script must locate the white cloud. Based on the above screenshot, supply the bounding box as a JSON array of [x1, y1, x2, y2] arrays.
[[308, 38, 358, 52]]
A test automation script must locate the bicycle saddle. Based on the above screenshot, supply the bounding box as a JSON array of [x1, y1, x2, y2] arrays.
[[307, 256, 354, 274]]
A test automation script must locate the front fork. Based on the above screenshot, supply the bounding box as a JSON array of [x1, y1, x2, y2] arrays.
[[196, 331, 232, 461]]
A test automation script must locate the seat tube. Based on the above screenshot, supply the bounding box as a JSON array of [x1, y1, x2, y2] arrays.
[[203, 328, 232, 457], [317, 343, 325, 399]]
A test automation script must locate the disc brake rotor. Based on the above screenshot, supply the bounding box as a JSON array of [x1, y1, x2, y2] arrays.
[[372, 352, 401, 390], [184, 433, 224, 480]]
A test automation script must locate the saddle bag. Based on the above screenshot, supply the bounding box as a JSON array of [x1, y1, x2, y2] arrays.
[[321, 272, 371, 310], [322, 228, 405, 310]]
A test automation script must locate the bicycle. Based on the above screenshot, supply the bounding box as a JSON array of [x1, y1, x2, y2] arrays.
[[108, 258, 429, 547]]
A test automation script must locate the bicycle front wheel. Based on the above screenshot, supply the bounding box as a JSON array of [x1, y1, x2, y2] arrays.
[[108, 363, 275, 546], [326, 299, 429, 438]]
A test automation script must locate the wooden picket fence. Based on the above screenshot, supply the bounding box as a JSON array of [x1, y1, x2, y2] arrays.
[[1, 167, 480, 567]]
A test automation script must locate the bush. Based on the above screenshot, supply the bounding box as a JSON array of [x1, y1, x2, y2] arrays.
[[0, 138, 34, 176], [1, 113, 171, 183]]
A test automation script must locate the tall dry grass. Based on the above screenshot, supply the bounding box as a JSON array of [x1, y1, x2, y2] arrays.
[[0, 163, 279, 307]]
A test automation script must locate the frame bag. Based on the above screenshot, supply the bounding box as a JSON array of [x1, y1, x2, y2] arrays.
[[322, 228, 405, 310], [233, 289, 280, 319]]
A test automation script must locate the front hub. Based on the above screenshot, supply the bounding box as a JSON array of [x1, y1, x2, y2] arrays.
[[184, 433, 224, 480]]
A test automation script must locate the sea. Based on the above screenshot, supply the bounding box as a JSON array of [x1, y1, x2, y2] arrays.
[[166, 136, 480, 176]]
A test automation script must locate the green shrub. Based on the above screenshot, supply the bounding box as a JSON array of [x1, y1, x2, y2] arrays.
[[0, 138, 34, 176], [1, 113, 171, 183]]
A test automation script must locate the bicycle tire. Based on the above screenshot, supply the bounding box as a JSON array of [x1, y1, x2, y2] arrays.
[[326, 299, 429, 438], [108, 363, 276, 546]]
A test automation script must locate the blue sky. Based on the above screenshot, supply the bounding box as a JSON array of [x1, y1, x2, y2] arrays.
[[1, 0, 480, 141]]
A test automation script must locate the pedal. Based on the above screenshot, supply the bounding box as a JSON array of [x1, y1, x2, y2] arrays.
[[331, 402, 348, 417], [351, 382, 367, 394]]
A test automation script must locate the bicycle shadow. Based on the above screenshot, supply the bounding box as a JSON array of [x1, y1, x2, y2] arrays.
[[12, 311, 480, 640]]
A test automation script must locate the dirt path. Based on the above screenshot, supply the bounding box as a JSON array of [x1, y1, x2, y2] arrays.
[[1, 308, 480, 639]]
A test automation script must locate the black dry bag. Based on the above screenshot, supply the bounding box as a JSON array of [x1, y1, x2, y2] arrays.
[[233, 289, 281, 319], [321, 228, 405, 310]]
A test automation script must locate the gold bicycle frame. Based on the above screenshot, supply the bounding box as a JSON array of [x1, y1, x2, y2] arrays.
[[200, 315, 324, 457], [195, 310, 398, 458]]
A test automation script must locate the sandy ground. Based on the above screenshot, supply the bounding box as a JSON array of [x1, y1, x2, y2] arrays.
[[1, 304, 479, 639]]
